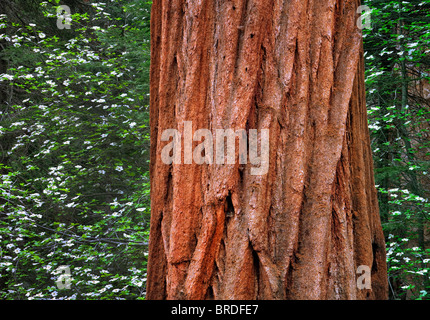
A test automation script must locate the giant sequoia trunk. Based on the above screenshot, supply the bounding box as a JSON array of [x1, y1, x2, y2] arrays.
[[147, 0, 388, 300]]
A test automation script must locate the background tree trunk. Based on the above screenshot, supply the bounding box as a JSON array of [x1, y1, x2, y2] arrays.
[[147, 0, 388, 300]]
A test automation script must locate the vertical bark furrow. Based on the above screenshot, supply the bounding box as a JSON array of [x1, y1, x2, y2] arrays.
[[147, 0, 176, 300]]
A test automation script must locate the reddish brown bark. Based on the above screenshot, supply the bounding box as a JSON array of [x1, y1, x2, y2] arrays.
[[147, 0, 388, 300]]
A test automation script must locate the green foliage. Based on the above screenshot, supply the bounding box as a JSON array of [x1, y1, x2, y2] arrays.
[[363, 0, 430, 300], [380, 187, 430, 299], [0, 0, 152, 300], [386, 233, 430, 300]]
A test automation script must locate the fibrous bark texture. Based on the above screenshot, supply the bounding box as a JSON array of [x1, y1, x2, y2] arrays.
[[147, 0, 388, 300]]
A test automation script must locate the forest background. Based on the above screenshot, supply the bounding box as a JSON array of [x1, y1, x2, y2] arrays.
[[0, 0, 429, 300]]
